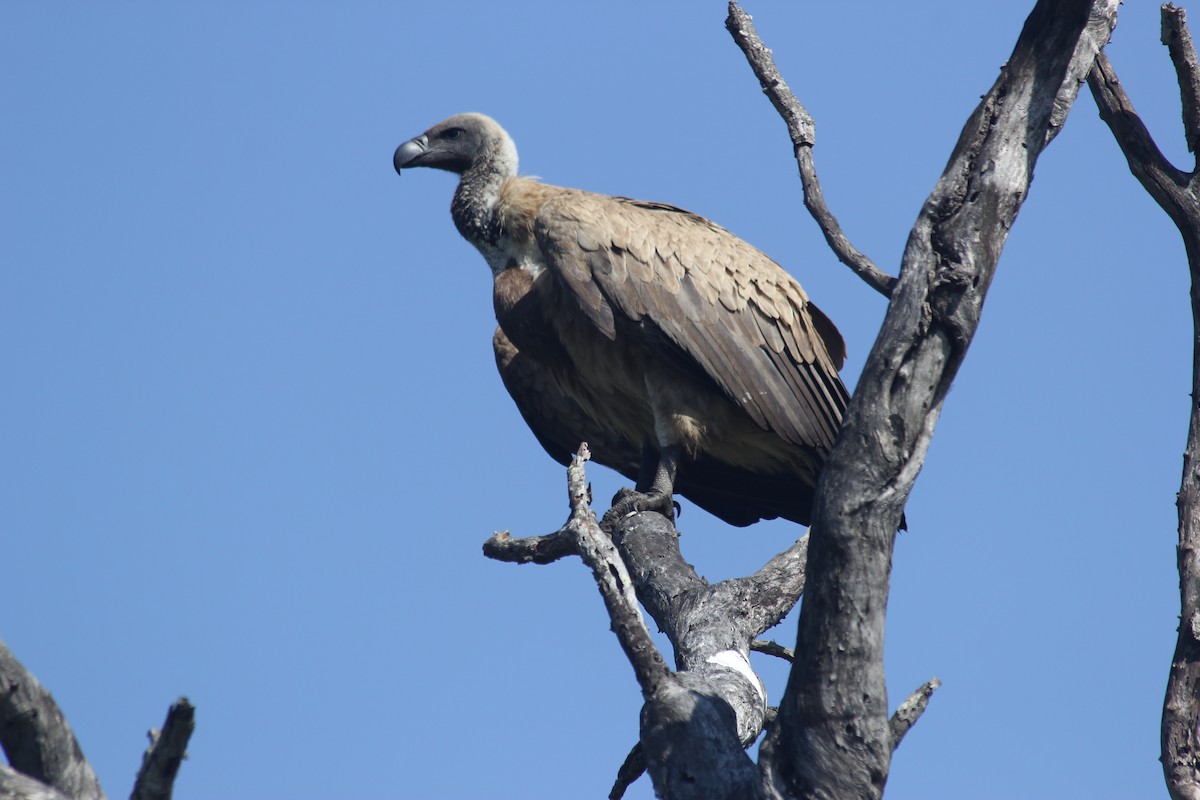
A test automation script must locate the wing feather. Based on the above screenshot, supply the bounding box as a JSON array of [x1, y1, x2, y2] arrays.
[[533, 189, 848, 451], [493, 326, 641, 472], [496, 325, 827, 526]]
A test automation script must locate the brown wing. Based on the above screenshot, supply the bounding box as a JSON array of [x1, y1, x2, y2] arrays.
[[533, 190, 848, 452], [493, 325, 823, 526], [492, 326, 642, 474]]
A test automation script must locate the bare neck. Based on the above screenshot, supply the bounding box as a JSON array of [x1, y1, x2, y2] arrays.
[[450, 135, 519, 256]]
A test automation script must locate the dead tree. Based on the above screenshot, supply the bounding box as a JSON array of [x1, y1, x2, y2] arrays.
[[1086, 6, 1200, 799], [0, 639, 193, 800], [11, 3, 1190, 799], [487, 1, 1120, 798]]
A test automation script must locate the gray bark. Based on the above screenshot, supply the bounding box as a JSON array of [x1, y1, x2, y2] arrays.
[[131, 699, 196, 800], [1086, 8, 1200, 799], [486, 447, 807, 800], [0, 641, 105, 800], [0, 767, 74, 800], [486, 1, 1121, 797], [725, 4, 894, 299], [744, 0, 1118, 796], [0, 640, 193, 800]]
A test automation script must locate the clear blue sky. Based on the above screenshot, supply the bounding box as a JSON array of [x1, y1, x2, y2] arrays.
[[0, 3, 1187, 798]]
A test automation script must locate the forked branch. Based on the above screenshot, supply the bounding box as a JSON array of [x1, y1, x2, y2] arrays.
[[484, 449, 784, 799], [1087, 7, 1200, 799], [751, 1, 1118, 797], [0, 639, 194, 800]]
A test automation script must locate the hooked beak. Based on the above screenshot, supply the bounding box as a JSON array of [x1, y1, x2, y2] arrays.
[[393, 135, 428, 175]]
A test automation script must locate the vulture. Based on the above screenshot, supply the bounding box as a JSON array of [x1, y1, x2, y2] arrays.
[[393, 113, 849, 527]]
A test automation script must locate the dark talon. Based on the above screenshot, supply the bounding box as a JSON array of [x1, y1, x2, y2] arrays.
[[601, 487, 676, 531]]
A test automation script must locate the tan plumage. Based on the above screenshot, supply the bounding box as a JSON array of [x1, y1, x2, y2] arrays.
[[395, 113, 849, 526]]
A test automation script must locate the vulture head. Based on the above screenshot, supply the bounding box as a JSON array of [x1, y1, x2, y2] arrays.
[[393, 113, 517, 178]]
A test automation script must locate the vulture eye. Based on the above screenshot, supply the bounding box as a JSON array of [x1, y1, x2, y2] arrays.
[[442, 128, 464, 141]]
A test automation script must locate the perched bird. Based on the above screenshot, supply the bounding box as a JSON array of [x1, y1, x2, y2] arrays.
[[394, 113, 848, 527]]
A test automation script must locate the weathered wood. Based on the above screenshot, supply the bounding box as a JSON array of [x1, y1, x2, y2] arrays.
[[484, 3, 1122, 796], [755, 1, 1119, 797], [1087, 8, 1200, 799], [0, 641, 193, 800], [486, 448, 815, 799], [483, 528, 579, 565], [0, 640, 105, 800], [0, 766, 74, 800], [608, 742, 646, 800], [562, 448, 673, 697], [888, 679, 942, 752], [611, 512, 774, 746], [131, 698, 196, 800], [726, 2, 895, 298]]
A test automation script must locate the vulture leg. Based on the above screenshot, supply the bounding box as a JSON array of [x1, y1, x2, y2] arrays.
[[603, 446, 682, 528], [634, 442, 659, 493]]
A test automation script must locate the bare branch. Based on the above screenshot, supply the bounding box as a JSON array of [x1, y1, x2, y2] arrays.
[[608, 742, 645, 800], [888, 678, 941, 752], [758, 1, 1119, 797], [560, 448, 672, 696], [1162, 5, 1200, 153], [487, 449, 775, 798], [483, 446, 672, 695], [736, 535, 808, 636], [1087, 52, 1195, 234], [130, 698, 195, 800], [1089, 9, 1200, 799], [0, 766, 74, 800], [607, 511, 775, 798], [750, 640, 795, 663], [482, 528, 578, 564], [725, 1, 896, 297], [0, 640, 105, 800], [609, 511, 706, 632], [591, 511, 764, 799]]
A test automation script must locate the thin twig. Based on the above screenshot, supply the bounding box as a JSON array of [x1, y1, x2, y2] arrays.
[[750, 639, 795, 663], [725, 2, 895, 297], [608, 741, 646, 800], [888, 678, 941, 752]]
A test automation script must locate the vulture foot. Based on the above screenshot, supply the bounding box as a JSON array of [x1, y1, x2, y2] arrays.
[[601, 487, 678, 530]]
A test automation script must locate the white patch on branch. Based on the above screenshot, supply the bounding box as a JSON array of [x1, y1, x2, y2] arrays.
[[706, 649, 766, 705]]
